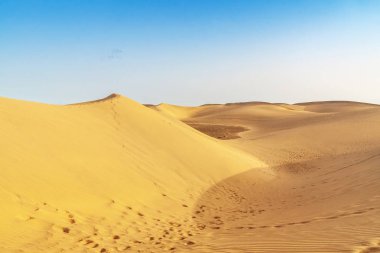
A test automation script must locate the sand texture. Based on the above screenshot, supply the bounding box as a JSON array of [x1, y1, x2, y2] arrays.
[[1, 95, 380, 252]]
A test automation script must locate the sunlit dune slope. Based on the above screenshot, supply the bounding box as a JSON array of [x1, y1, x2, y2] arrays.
[[156, 101, 380, 253], [0, 94, 267, 252]]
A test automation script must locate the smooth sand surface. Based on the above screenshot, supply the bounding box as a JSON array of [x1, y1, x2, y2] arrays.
[[1, 95, 380, 252]]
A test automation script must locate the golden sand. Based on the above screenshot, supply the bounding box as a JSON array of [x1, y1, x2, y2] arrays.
[[1, 95, 380, 252]]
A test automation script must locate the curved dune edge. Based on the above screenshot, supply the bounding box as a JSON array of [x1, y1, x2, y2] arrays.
[[0, 94, 268, 252]]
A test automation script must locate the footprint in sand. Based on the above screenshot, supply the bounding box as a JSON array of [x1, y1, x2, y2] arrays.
[[62, 227, 70, 234], [357, 239, 380, 253]]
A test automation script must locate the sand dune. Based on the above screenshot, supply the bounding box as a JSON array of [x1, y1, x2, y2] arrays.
[[1, 95, 380, 252], [157, 101, 380, 252], [0, 94, 266, 252]]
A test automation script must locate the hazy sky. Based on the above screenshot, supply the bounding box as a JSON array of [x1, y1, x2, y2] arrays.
[[1, 0, 380, 105]]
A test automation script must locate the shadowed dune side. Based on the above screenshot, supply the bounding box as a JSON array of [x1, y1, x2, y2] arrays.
[[190, 150, 380, 252], [186, 123, 249, 140]]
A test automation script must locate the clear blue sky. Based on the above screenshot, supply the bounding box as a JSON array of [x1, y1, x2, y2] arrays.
[[1, 0, 380, 105]]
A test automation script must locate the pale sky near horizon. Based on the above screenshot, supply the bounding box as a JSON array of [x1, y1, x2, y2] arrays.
[[1, 0, 380, 105]]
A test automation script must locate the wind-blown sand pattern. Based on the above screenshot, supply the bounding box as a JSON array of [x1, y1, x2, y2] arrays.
[[1, 95, 380, 252]]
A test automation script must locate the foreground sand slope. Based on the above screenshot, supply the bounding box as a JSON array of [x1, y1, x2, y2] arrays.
[[157, 101, 380, 253], [0, 94, 267, 253]]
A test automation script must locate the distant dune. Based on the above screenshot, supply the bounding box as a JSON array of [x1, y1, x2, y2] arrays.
[[1, 95, 380, 252]]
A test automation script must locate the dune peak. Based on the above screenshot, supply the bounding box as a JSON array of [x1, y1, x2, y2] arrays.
[[68, 93, 124, 105]]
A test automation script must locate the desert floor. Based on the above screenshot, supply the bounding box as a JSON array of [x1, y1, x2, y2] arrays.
[[1, 94, 380, 252]]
